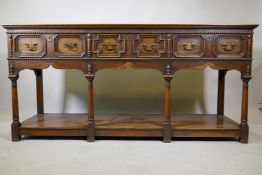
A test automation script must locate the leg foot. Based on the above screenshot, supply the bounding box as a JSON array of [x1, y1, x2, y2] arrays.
[[11, 122, 21, 142], [240, 123, 249, 144], [87, 122, 95, 142], [163, 124, 172, 143]]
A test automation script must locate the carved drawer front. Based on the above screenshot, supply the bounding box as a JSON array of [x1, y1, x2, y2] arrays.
[[54, 35, 86, 57], [14, 35, 46, 57], [133, 34, 165, 58], [213, 35, 246, 58], [93, 34, 125, 57], [173, 35, 205, 57]]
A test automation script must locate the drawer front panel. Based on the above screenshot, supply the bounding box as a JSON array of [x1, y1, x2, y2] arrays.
[[173, 35, 205, 57], [93, 34, 125, 57], [213, 35, 246, 58], [9, 32, 251, 59], [14, 35, 46, 57], [55, 35, 86, 57], [133, 34, 165, 58]]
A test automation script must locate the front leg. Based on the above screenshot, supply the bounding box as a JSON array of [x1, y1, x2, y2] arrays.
[[163, 74, 173, 143], [9, 64, 21, 141], [240, 65, 251, 144], [85, 64, 95, 142]]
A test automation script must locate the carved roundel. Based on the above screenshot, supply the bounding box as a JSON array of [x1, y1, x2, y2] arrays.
[[133, 34, 165, 58], [93, 34, 125, 57]]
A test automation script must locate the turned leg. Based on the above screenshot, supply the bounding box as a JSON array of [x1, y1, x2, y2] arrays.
[[34, 69, 44, 114], [217, 70, 227, 115], [240, 75, 251, 144], [9, 71, 21, 141], [87, 77, 95, 142], [163, 75, 173, 143], [85, 65, 95, 142]]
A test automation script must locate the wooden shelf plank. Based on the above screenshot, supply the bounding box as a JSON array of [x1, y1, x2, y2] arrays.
[[20, 114, 240, 136]]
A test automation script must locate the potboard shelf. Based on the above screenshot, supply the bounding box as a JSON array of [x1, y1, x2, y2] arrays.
[[20, 113, 241, 138]]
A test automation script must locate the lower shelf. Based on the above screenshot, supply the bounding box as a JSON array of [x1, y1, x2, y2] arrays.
[[19, 113, 241, 139]]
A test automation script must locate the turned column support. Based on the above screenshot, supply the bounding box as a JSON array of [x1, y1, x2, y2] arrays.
[[240, 65, 251, 144], [163, 64, 173, 143], [163, 75, 173, 143], [85, 64, 95, 142], [217, 70, 227, 115], [8, 64, 21, 141], [33, 69, 44, 114]]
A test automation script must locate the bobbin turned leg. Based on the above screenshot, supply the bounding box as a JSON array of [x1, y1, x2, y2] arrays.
[[217, 70, 227, 115], [34, 69, 44, 114], [85, 64, 95, 142], [240, 72, 251, 144], [163, 75, 173, 143], [9, 67, 21, 141]]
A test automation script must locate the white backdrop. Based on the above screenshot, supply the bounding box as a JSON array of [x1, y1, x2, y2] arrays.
[[0, 0, 261, 123]]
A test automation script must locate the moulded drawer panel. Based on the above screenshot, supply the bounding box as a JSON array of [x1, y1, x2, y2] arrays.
[[213, 35, 246, 58], [14, 35, 46, 57], [173, 35, 205, 57]]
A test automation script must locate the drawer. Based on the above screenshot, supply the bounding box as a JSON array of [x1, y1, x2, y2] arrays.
[[54, 35, 86, 57], [93, 34, 125, 57], [213, 35, 246, 58], [133, 34, 165, 58], [173, 35, 205, 57], [14, 35, 46, 57]]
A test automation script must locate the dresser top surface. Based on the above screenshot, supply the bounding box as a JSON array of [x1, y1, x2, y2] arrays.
[[2, 24, 259, 30]]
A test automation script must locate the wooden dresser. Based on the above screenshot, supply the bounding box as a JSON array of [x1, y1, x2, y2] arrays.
[[2, 24, 258, 143]]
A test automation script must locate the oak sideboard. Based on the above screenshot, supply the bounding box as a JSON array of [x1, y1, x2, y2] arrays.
[[2, 24, 258, 143]]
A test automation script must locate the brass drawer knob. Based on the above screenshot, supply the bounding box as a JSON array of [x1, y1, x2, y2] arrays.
[[223, 42, 235, 51], [143, 43, 155, 51], [25, 42, 38, 51], [103, 43, 117, 51], [183, 42, 195, 51]]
